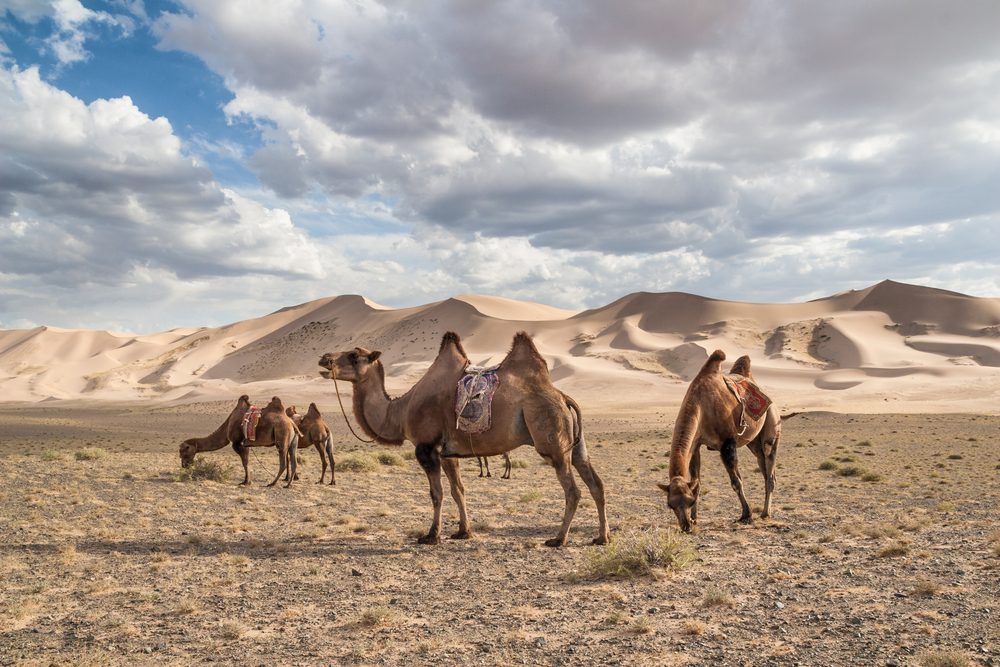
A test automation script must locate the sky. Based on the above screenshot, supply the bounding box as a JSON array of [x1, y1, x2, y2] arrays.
[[1, 1, 999, 333]]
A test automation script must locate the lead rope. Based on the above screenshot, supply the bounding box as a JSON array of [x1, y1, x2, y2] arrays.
[[333, 375, 376, 443]]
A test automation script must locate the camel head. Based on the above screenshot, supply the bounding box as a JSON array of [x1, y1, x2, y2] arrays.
[[179, 438, 198, 468], [658, 476, 700, 533], [286, 405, 298, 419], [318, 347, 382, 382]]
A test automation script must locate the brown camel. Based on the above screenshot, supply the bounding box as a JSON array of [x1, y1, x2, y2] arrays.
[[476, 454, 512, 479], [178, 395, 300, 488], [657, 351, 781, 532], [286, 403, 336, 485], [318, 331, 609, 547]]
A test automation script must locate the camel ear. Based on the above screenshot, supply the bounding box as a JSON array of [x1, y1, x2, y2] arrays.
[[368, 350, 382, 362], [656, 482, 671, 494]]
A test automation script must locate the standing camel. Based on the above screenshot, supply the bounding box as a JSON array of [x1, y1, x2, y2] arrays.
[[286, 403, 336, 485], [476, 454, 512, 479], [318, 331, 609, 547], [178, 395, 300, 488], [658, 351, 781, 532]]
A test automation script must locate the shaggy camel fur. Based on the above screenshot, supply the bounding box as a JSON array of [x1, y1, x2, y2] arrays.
[[286, 404, 336, 485], [178, 395, 300, 487], [658, 351, 781, 532], [476, 454, 512, 479], [319, 331, 609, 547]]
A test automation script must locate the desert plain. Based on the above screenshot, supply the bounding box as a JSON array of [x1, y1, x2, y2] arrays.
[[1, 280, 999, 666]]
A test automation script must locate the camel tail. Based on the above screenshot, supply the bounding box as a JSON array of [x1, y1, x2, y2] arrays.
[[563, 393, 587, 463]]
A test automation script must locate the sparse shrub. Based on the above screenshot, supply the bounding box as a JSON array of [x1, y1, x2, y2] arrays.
[[912, 579, 941, 597], [681, 619, 706, 636], [818, 460, 838, 471], [935, 501, 956, 512], [876, 542, 909, 558], [581, 528, 694, 579], [861, 472, 882, 482], [338, 453, 378, 472], [509, 458, 529, 469], [217, 620, 244, 640], [838, 466, 865, 477], [359, 606, 399, 628], [376, 451, 405, 467], [518, 490, 543, 503], [630, 616, 654, 634], [946, 454, 962, 460], [402, 450, 416, 460], [41, 450, 64, 461], [75, 447, 107, 461], [175, 456, 231, 482], [856, 440, 872, 447], [702, 587, 735, 608], [174, 597, 198, 615], [918, 650, 973, 667]]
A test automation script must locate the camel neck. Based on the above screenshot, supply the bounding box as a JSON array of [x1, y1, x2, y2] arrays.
[[353, 367, 407, 445], [668, 402, 701, 479]]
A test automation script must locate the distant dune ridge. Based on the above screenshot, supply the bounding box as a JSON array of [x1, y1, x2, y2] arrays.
[[1, 280, 999, 412]]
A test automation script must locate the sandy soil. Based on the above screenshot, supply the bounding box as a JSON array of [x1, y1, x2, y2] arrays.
[[1, 403, 997, 666]]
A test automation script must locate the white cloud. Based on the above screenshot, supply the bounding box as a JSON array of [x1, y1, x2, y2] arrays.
[[1, 0, 134, 64]]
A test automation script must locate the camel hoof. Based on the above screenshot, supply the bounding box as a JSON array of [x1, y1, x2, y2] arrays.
[[544, 537, 566, 548], [417, 534, 441, 545], [737, 515, 753, 525], [266, 482, 277, 488], [591, 535, 609, 546], [450, 530, 473, 540]]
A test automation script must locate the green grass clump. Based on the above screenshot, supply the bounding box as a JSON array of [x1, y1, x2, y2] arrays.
[[74, 447, 107, 461], [41, 450, 64, 461], [818, 460, 838, 471], [337, 453, 378, 472], [582, 528, 695, 579], [376, 452, 405, 466]]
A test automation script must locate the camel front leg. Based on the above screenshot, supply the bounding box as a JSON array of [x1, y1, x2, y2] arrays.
[[442, 458, 472, 539], [314, 441, 327, 484], [233, 442, 250, 486], [688, 445, 702, 524], [545, 457, 581, 548], [720, 438, 752, 524], [415, 443, 443, 545]]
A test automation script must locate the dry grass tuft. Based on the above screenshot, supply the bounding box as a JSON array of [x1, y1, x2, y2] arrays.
[[682, 619, 706, 636], [918, 650, 973, 667], [838, 465, 866, 477], [359, 605, 400, 628], [876, 541, 910, 558], [41, 449, 64, 461], [581, 528, 694, 579], [509, 458, 530, 469], [376, 451, 405, 466], [338, 453, 379, 472], [630, 616, 654, 635], [174, 456, 231, 482], [518, 490, 543, 503], [217, 620, 244, 640], [912, 578, 941, 597], [74, 447, 107, 461], [818, 460, 838, 471], [702, 587, 735, 608]]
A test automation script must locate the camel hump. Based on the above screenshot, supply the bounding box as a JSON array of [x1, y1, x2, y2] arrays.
[[501, 331, 548, 372], [439, 331, 467, 357], [695, 349, 726, 377], [263, 396, 284, 412], [306, 402, 321, 417], [729, 355, 752, 377]]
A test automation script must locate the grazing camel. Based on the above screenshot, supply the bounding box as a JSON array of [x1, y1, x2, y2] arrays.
[[178, 395, 300, 488], [286, 403, 336, 485], [657, 351, 781, 532], [476, 454, 513, 479], [318, 331, 609, 547]]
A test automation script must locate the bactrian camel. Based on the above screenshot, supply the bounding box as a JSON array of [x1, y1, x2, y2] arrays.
[[658, 351, 781, 532], [318, 331, 609, 547], [179, 395, 301, 488], [477, 454, 512, 479], [286, 403, 336, 485]]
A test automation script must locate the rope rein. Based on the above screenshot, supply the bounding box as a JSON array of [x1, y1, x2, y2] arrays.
[[333, 375, 377, 443]]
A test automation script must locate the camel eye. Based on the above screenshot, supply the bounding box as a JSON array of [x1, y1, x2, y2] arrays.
[[348, 352, 358, 364]]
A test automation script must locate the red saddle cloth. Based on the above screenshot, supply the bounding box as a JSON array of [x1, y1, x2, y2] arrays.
[[242, 406, 261, 442], [724, 374, 772, 421]]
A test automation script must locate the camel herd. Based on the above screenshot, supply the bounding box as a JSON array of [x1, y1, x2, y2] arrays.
[[180, 331, 783, 545]]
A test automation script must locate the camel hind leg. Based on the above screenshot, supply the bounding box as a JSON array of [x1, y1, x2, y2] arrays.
[[325, 432, 336, 486], [314, 440, 327, 484], [748, 435, 778, 519], [720, 438, 752, 524], [267, 443, 287, 487], [284, 433, 299, 488], [546, 457, 581, 547], [442, 458, 472, 539], [501, 453, 512, 479], [570, 432, 609, 545]]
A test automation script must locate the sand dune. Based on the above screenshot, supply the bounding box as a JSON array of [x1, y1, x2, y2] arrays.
[[1, 280, 999, 412]]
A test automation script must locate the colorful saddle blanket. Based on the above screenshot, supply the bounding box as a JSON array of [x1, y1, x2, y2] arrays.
[[455, 365, 501, 434], [723, 374, 772, 421], [242, 406, 261, 442]]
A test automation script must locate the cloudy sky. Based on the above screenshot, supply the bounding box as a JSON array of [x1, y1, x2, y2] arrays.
[[1, 0, 999, 332]]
